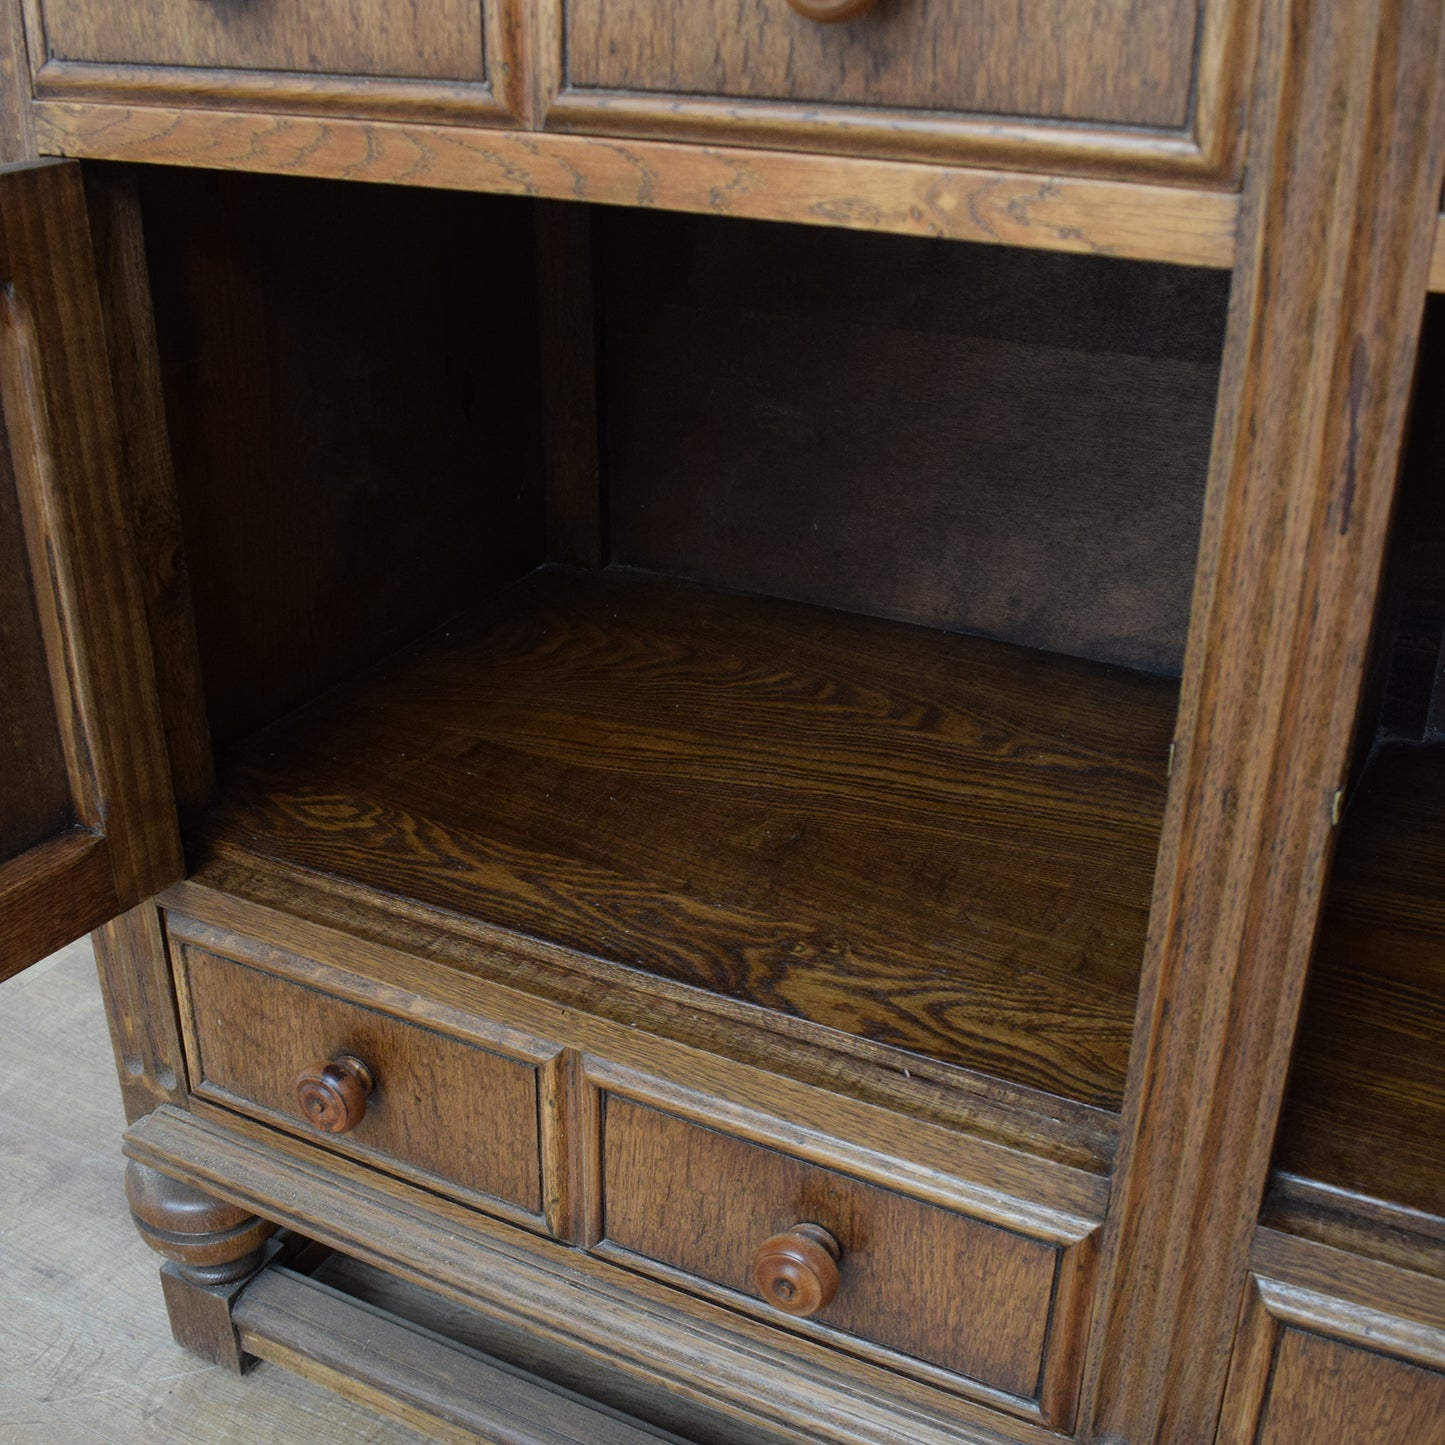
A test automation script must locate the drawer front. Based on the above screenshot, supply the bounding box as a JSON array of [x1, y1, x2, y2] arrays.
[[550, 0, 1248, 175], [595, 1093, 1077, 1413], [175, 936, 550, 1224], [32, 0, 517, 122], [39, 0, 483, 81]]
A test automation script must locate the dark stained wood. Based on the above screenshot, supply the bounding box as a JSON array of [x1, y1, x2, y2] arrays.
[[294, 1055, 376, 1136], [1083, 0, 1445, 1436], [0, 158, 181, 978], [536, 200, 603, 569], [82, 163, 214, 814], [194, 566, 1176, 1111], [137, 167, 546, 747], [1270, 746, 1445, 1224], [0, 408, 72, 864], [90, 900, 191, 1123], [34, 0, 487, 85], [751, 1224, 841, 1318], [598, 211, 1226, 675], [563, 0, 1200, 130], [233, 1265, 682, 1445], [127, 1103, 1062, 1445], [598, 1095, 1061, 1407], [1255, 1331, 1445, 1445], [175, 940, 548, 1221]]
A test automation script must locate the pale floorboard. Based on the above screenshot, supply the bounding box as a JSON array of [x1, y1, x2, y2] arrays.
[[0, 939, 431, 1444]]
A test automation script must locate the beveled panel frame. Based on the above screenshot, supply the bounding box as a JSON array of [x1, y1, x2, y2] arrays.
[[537, 0, 1263, 183]]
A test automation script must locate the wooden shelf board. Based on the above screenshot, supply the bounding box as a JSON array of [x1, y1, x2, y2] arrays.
[[32, 101, 1240, 271], [1273, 745, 1445, 1229], [195, 566, 1178, 1113]]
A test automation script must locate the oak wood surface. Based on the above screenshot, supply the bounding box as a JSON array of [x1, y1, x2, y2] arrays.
[[563, 0, 1198, 130], [234, 1266, 681, 1445], [194, 565, 1176, 1111], [598, 209, 1225, 675], [31, 102, 1241, 270], [308, 1254, 781, 1445], [1271, 746, 1445, 1227], [89, 901, 190, 1123], [81, 162, 214, 815], [32, 0, 487, 84], [1255, 1329, 1445, 1445], [175, 941, 548, 1221], [0, 404, 73, 863], [136, 166, 546, 748], [127, 1103, 1053, 1445], [598, 1095, 1059, 1405], [1081, 0, 1445, 1436], [1219, 1266, 1445, 1445], [0, 158, 181, 978]]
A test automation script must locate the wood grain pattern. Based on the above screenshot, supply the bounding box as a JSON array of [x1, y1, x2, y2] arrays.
[[136, 166, 546, 747], [127, 1103, 1059, 1445], [598, 209, 1225, 675], [175, 941, 549, 1221], [32, 0, 486, 84], [1432, 214, 1444, 292], [0, 408, 73, 863], [563, 0, 1198, 129], [234, 1266, 681, 1445], [1256, 1330, 1445, 1445], [81, 163, 213, 814], [195, 566, 1176, 1111], [0, 830, 114, 984], [1219, 1267, 1445, 1445], [541, 0, 1260, 182], [1082, 0, 1445, 1436], [598, 1095, 1059, 1407], [0, 0, 34, 160], [90, 900, 189, 1122], [0, 158, 181, 976], [31, 102, 1241, 271], [1271, 746, 1445, 1225]]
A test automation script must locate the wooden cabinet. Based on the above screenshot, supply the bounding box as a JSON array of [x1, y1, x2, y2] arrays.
[[0, 1, 1444, 1443]]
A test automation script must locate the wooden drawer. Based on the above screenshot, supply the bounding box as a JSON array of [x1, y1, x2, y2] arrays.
[[30, 0, 520, 123], [589, 1085, 1095, 1425], [1221, 1265, 1445, 1444], [545, 0, 1252, 178], [170, 918, 561, 1231]]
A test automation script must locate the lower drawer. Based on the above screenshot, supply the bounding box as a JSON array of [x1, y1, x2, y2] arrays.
[[592, 1088, 1094, 1422], [169, 917, 560, 1230]]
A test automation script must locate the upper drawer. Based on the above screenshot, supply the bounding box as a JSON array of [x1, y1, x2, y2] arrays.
[[546, 0, 1253, 178], [169, 917, 563, 1233], [30, 0, 520, 122]]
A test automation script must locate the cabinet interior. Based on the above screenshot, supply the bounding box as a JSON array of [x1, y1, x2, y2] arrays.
[[1269, 294, 1445, 1251], [128, 166, 1233, 1157]]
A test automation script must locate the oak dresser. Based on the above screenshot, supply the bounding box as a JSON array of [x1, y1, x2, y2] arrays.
[[0, 0, 1443, 1438]]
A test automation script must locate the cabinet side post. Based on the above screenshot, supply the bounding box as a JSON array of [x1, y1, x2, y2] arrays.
[[1083, 0, 1445, 1438], [0, 0, 35, 162]]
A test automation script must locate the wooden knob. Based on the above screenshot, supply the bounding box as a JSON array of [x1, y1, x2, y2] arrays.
[[751, 1223, 841, 1317], [783, 0, 879, 21], [294, 1054, 374, 1133]]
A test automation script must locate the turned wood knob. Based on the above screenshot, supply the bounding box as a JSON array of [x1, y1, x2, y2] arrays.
[[783, 0, 879, 21], [294, 1054, 374, 1133], [751, 1223, 841, 1317]]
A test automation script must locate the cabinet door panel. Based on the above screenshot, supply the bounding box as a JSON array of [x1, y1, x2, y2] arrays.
[[0, 159, 180, 983]]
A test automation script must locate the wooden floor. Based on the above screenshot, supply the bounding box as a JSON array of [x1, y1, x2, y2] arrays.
[[0, 938, 430, 1444]]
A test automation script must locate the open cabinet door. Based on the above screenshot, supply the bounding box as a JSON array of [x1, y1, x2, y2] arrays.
[[0, 159, 181, 982]]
